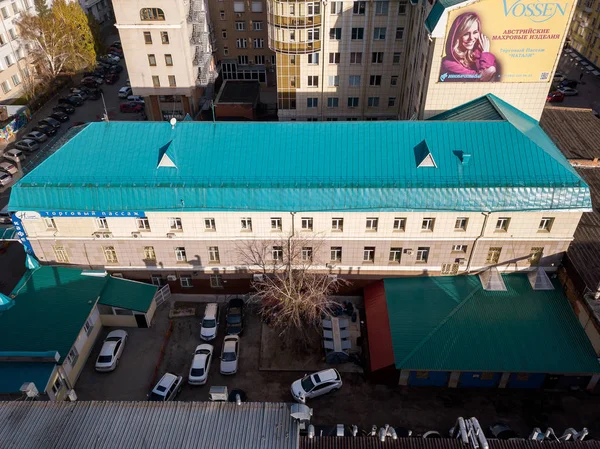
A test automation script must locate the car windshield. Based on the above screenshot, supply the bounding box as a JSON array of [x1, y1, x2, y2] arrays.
[[98, 355, 112, 363], [222, 351, 236, 362], [148, 392, 164, 401], [301, 376, 316, 392], [203, 319, 216, 328], [227, 314, 241, 324], [106, 337, 121, 342], [190, 368, 204, 377]]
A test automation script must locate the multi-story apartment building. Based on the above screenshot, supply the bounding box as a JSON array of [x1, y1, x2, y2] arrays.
[[208, 0, 275, 85], [7, 96, 591, 293], [569, 0, 600, 67], [0, 0, 35, 103], [112, 0, 217, 120], [399, 0, 577, 120], [77, 0, 113, 24], [267, 0, 407, 120]]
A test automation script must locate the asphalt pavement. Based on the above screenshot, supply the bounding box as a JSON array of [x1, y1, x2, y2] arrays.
[[553, 49, 600, 110]]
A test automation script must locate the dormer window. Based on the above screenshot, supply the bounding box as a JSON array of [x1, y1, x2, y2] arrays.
[[140, 8, 165, 21]]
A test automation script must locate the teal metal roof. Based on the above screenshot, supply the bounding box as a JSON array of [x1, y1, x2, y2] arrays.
[[425, 0, 466, 33], [99, 277, 157, 312], [8, 96, 591, 213], [428, 96, 505, 122], [0, 362, 56, 394], [384, 275, 600, 373]]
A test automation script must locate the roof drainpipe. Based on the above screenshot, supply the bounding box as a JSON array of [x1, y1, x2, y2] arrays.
[[466, 212, 490, 274]]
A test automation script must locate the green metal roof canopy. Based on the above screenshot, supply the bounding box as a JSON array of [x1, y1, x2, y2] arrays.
[[384, 274, 600, 374], [8, 96, 591, 213]]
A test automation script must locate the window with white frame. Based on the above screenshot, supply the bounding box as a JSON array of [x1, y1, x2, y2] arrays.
[[143, 246, 156, 260], [272, 246, 283, 261], [301, 217, 313, 230], [393, 52, 402, 64], [306, 98, 317, 108], [366, 217, 378, 231], [451, 244, 468, 253], [350, 52, 362, 64], [373, 27, 386, 40], [375, 1, 389, 14], [368, 97, 380, 107], [96, 217, 109, 229], [235, 21, 245, 30], [495, 217, 510, 231], [398, 0, 407, 14], [253, 21, 263, 30], [395, 27, 404, 40], [353, 1, 366, 14], [137, 217, 150, 230], [349, 75, 361, 86], [307, 2, 320, 14], [253, 38, 264, 48], [44, 217, 57, 229], [103, 246, 118, 263], [301, 247, 313, 261], [389, 247, 402, 263], [307, 75, 318, 87], [238, 55, 248, 65], [351, 27, 364, 39], [180, 275, 193, 288], [393, 217, 406, 231], [307, 28, 320, 41], [486, 247, 502, 264], [307, 53, 319, 64], [421, 218, 435, 231], [241, 217, 252, 231], [332, 218, 343, 231], [330, 1, 343, 13], [151, 275, 162, 286], [210, 274, 223, 288], [53, 245, 69, 263], [416, 247, 429, 262], [66, 347, 79, 367], [328, 75, 339, 87], [363, 246, 375, 262], [169, 217, 183, 230], [271, 217, 282, 230], [331, 246, 342, 262], [251, 1, 263, 12], [236, 38, 247, 48], [83, 317, 94, 336], [329, 52, 340, 63], [204, 218, 216, 230], [369, 74, 382, 85], [208, 246, 220, 263], [455, 217, 468, 231], [539, 217, 554, 232], [255, 55, 265, 64], [327, 97, 339, 108], [52, 376, 62, 395], [348, 97, 359, 107], [175, 247, 187, 262]]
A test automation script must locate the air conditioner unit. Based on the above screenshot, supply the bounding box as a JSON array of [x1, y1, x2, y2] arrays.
[[131, 231, 141, 238], [404, 249, 413, 255], [167, 232, 176, 238], [455, 258, 466, 265], [167, 274, 177, 281], [253, 274, 265, 281]]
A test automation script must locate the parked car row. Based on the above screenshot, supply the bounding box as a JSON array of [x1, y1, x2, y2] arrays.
[[547, 75, 580, 103]]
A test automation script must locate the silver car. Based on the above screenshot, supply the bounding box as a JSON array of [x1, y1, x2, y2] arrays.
[[220, 335, 239, 375], [24, 131, 48, 143], [15, 139, 39, 152], [0, 161, 17, 175], [0, 171, 12, 187], [95, 330, 128, 372], [290, 368, 342, 403], [188, 344, 213, 385]]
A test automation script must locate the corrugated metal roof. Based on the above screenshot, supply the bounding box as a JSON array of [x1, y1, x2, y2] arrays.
[[99, 277, 158, 312], [0, 362, 55, 394], [363, 281, 395, 371], [539, 107, 600, 160], [384, 274, 600, 373], [8, 97, 591, 213], [0, 401, 299, 449], [428, 96, 504, 121]]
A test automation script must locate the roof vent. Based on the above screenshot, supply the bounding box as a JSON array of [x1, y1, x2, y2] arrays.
[[453, 150, 472, 165], [528, 267, 554, 290], [414, 140, 437, 168], [479, 267, 507, 291], [157, 141, 177, 169]]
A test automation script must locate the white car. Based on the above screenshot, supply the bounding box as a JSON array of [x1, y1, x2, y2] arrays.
[[118, 86, 132, 98], [0, 171, 12, 186], [24, 131, 48, 143], [95, 329, 128, 372], [558, 87, 578, 96], [127, 95, 145, 104], [188, 344, 213, 385], [200, 303, 219, 341], [0, 160, 17, 174], [148, 372, 183, 401], [15, 139, 39, 152], [291, 368, 342, 403], [220, 335, 239, 375], [4, 149, 25, 163]]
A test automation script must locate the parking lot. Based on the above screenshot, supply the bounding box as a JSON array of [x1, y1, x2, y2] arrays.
[[550, 49, 600, 110]]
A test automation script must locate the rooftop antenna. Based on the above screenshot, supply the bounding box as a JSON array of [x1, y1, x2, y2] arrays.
[[100, 92, 109, 122], [170, 117, 177, 129]]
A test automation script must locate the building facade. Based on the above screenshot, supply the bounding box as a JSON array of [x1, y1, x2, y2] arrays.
[[78, 0, 113, 24], [569, 0, 600, 67], [112, 0, 217, 120]]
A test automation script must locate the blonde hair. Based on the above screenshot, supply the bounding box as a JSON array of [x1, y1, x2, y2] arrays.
[[452, 14, 481, 69]]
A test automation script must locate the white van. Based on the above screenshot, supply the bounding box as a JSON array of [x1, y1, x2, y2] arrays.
[[200, 303, 219, 341], [0, 205, 11, 224]]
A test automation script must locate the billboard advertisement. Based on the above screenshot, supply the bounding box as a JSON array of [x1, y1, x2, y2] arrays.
[[438, 0, 575, 83]]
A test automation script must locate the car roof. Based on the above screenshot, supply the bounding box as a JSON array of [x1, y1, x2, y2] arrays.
[[99, 340, 117, 356], [0, 161, 13, 166], [204, 303, 218, 316], [223, 336, 238, 351], [156, 372, 178, 389], [8, 149, 21, 154], [314, 369, 339, 382], [119, 86, 130, 91], [228, 298, 244, 308]]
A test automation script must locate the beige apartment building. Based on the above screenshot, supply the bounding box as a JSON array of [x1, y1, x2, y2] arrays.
[[569, 0, 600, 68], [112, 0, 217, 120]]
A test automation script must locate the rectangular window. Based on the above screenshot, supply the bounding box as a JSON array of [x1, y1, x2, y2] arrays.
[[143, 246, 156, 260], [422, 218, 435, 231], [144, 31, 152, 43], [329, 52, 340, 64], [1, 7, 9, 18], [233, 1, 245, 12], [152, 75, 160, 87], [495, 217, 510, 232], [455, 217, 468, 231], [135, 217, 150, 231], [373, 28, 386, 40], [332, 218, 343, 231], [223, 47, 229, 56], [393, 217, 406, 231], [389, 247, 402, 263], [151, 275, 162, 286], [168, 75, 176, 87], [251, 1, 263, 12], [307, 2, 320, 14], [307, 75, 318, 87], [66, 347, 79, 367], [52, 377, 62, 395], [391, 76, 399, 86], [353, 1, 366, 14], [398, 0, 407, 14], [388, 97, 396, 107], [393, 52, 402, 64], [169, 217, 183, 230], [368, 97, 379, 107], [164, 54, 173, 66], [307, 52, 319, 64], [161, 31, 169, 43], [529, 247, 544, 265], [148, 54, 156, 66], [329, 27, 341, 40], [351, 28, 364, 40], [395, 27, 404, 40], [349, 75, 361, 86], [290, 30, 296, 41], [241, 217, 252, 231], [235, 21, 245, 30], [180, 275, 193, 288], [369, 75, 382, 85], [366, 217, 378, 231], [255, 55, 265, 64], [44, 217, 56, 229], [539, 217, 554, 232], [416, 247, 429, 263], [204, 218, 216, 230], [348, 97, 359, 107], [307, 97, 318, 108], [236, 38, 247, 48], [175, 247, 187, 262], [208, 246, 220, 263], [375, 1, 389, 14], [11, 74, 20, 86], [301, 247, 313, 261], [451, 244, 468, 253], [238, 55, 248, 65], [271, 217, 282, 230], [486, 247, 502, 264], [4, 55, 13, 67], [363, 246, 375, 262], [53, 246, 69, 263], [253, 38, 264, 48], [371, 52, 384, 63], [8, 29, 16, 40], [328, 75, 339, 87], [103, 246, 118, 263], [253, 21, 263, 30], [327, 97, 339, 108], [272, 246, 283, 261], [350, 52, 362, 64], [11, 2, 19, 14], [330, 1, 343, 13], [301, 217, 313, 231], [331, 246, 342, 262], [96, 218, 109, 230], [220, 11, 225, 19], [210, 274, 223, 288]]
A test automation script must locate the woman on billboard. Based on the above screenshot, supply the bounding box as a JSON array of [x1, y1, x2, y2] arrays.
[[440, 12, 499, 82]]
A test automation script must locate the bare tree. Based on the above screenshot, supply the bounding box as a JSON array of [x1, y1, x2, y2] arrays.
[[237, 233, 349, 340]]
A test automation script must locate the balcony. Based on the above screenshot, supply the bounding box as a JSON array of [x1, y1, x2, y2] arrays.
[[271, 14, 321, 27], [269, 40, 321, 54]]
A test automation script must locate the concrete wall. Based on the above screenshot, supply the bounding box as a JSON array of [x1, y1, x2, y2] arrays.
[[100, 313, 138, 327]]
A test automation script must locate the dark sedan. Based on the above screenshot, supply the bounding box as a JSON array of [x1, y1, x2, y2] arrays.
[[58, 96, 83, 107], [105, 73, 120, 84], [53, 104, 75, 114], [225, 298, 244, 335], [32, 124, 57, 136], [39, 117, 61, 129], [50, 111, 69, 122]]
